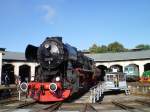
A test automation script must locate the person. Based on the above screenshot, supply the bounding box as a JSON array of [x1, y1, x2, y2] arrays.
[[15, 76, 20, 86], [1, 73, 5, 85], [5, 71, 10, 87], [113, 75, 118, 87]]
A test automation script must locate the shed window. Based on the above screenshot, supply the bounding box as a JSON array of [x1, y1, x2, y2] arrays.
[[107, 75, 113, 81]]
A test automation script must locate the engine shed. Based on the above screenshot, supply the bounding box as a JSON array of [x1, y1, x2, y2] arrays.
[[1, 49, 150, 85], [1, 51, 39, 85]]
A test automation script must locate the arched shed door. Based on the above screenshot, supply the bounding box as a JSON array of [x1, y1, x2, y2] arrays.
[[2, 64, 15, 84], [19, 65, 31, 82]]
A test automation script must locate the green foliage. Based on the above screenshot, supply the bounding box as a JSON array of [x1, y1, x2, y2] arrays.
[[89, 44, 100, 53], [135, 44, 150, 50], [89, 41, 126, 53], [100, 45, 108, 53], [88, 42, 150, 53], [107, 41, 126, 52]]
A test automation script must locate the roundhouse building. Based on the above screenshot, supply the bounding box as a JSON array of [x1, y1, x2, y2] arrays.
[[0, 49, 150, 85], [1, 51, 38, 85], [85, 50, 150, 78]]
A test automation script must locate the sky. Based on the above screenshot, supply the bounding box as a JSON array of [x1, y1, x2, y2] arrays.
[[0, 0, 150, 52]]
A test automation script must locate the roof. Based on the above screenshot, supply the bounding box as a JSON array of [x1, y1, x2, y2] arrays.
[[3, 51, 26, 61], [2, 49, 150, 62], [85, 50, 150, 62]]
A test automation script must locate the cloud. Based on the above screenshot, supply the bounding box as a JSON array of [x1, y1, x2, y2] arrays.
[[40, 5, 56, 24]]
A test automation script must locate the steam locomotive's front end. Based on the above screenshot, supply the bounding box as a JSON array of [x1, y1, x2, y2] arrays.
[[37, 37, 65, 69], [26, 81, 71, 102], [24, 37, 71, 102]]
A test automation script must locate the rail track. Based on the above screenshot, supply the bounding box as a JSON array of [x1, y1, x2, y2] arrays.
[[35, 102, 98, 112], [135, 100, 150, 107], [112, 100, 150, 112], [82, 103, 98, 112], [1, 101, 150, 112], [1, 94, 150, 112], [0, 99, 18, 105], [37, 102, 63, 112], [16, 100, 37, 109]]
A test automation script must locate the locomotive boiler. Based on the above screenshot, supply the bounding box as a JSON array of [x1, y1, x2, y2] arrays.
[[24, 37, 100, 102]]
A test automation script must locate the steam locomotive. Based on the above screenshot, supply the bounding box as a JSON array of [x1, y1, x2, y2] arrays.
[[23, 37, 100, 102]]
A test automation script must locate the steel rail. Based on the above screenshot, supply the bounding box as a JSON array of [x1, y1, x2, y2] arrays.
[[112, 101, 149, 112], [112, 101, 134, 110], [37, 102, 63, 112], [82, 103, 88, 112], [16, 100, 37, 108], [0, 99, 18, 105], [82, 103, 97, 112], [135, 100, 150, 107]]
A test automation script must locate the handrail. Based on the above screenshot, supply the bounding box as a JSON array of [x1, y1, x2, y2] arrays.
[[90, 82, 105, 103]]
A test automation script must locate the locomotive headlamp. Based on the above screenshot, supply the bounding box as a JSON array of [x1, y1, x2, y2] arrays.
[[56, 76, 60, 82], [49, 83, 57, 92], [44, 44, 49, 49]]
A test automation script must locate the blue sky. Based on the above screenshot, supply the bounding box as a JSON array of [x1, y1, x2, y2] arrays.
[[0, 0, 150, 52]]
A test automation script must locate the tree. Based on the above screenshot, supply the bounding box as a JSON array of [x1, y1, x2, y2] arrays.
[[89, 44, 100, 53], [88, 41, 150, 53], [100, 45, 107, 53], [89, 44, 108, 53], [107, 41, 126, 52], [89, 42, 128, 53], [88, 41, 127, 53], [135, 44, 150, 50]]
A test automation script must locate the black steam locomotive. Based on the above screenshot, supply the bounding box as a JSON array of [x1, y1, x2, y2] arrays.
[[24, 37, 100, 102]]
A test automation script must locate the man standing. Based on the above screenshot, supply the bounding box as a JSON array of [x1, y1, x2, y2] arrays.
[[5, 71, 10, 87]]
